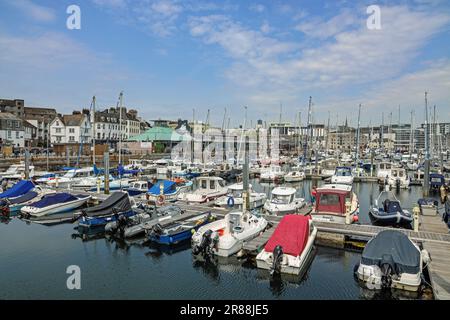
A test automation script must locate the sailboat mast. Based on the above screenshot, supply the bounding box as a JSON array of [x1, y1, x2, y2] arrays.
[[409, 110, 413, 158], [355, 104, 361, 164], [118, 91, 123, 165], [303, 96, 312, 164], [381, 113, 384, 152], [92, 95, 96, 165]]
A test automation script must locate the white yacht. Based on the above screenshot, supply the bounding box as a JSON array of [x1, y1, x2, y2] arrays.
[[192, 211, 268, 257], [177, 176, 227, 203], [45, 167, 95, 188], [387, 167, 410, 189], [260, 165, 284, 181], [263, 186, 305, 216], [284, 170, 305, 182], [214, 183, 267, 210], [331, 166, 354, 185]]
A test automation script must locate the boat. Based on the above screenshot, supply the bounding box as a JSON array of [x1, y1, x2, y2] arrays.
[[387, 167, 410, 189], [0, 185, 54, 215], [146, 211, 215, 245], [417, 198, 438, 216], [105, 204, 183, 238], [284, 170, 305, 182], [178, 177, 227, 203], [260, 165, 284, 181], [376, 162, 393, 183], [77, 191, 134, 228], [21, 192, 91, 217], [0, 180, 35, 200], [214, 183, 266, 210], [256, 215, 317, 276], [127, 180, 152, 197], [429, 173, 446, 192], [146, 179, 192, 203], [320, 158, 339, 178], [355, 230, 430, 292], [45, 167, 95, 188], [263, 186, 305, 216], [310, 184, 359, 224], [369, 191, 413, 226], [191, 210, 268, 257], [0, 162, 38, 181], [330, 166, 354, 185]]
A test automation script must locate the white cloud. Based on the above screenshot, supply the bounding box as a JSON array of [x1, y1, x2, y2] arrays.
[[9, 0, 56, 22]]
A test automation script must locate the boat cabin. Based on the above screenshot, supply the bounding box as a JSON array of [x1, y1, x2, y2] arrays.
[[270, 187, 296, 204], [334, 166, 352, 177], [62, 167, 94, 179], [196, 177, 226, 191], [315, 184, 353, 215], [226, 183, 253, 198]]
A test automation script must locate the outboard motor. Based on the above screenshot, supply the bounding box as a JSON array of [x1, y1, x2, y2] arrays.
[[116, 214, 129, 238], [270, 245, 283, 277], [395, 178, 400, 190], [149, 223, 163, 239], [192, 229, 214, 256], [380, 254, 395, 289]]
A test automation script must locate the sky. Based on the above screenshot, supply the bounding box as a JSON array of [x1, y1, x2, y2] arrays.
[[0, 0, 449, 128]]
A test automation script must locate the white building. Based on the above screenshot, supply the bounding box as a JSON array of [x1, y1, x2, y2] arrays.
[[0, 112, 25, 148], [50, 113, 91, 144]]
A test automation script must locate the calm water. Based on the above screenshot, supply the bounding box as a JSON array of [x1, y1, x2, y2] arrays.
[[0, 181, 440, 300]]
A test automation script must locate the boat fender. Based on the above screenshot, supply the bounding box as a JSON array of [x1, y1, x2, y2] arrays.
[[157, 195, 165, 206], [227, 196, 235, 208]]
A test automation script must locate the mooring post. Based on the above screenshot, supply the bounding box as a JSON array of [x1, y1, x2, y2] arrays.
[[413, 206, 420, 232], [24, 149, 30, 180]]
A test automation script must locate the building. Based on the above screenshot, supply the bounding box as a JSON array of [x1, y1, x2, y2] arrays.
[[24, 106, 58, 147], [0, 112, 25, 148], [328, 126, 356, 152], [50, 112, 91, 144], [0, 99, 25, 117]]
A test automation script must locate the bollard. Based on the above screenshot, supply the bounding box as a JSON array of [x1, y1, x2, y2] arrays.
[[55, 176, 59, 188], [345, 201, 351, 225], [413, 206, 420, 232], [440, 185, 446, 204], [97, 177, 101, 194]]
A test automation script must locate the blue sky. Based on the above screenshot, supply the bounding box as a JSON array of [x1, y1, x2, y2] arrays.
[[0, 0, 449, 127]]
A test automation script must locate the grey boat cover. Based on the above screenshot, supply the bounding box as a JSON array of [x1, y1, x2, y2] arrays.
[[84, 192, 131, 217], [361, 230, 420, 274]]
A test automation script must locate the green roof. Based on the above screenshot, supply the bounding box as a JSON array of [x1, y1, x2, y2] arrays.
[[129, 126, 190, 142]]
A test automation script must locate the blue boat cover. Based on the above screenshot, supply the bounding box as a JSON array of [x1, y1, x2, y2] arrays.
[[8, 191, 38, 205], [383, 199, 402, 213], [148, 180, 176, 195], [418, 198, 438, 207], [31, 193, 78, 208], [430, 174, 445, 187], [0, 180, 35, 199], [118, 164, 140, 176]]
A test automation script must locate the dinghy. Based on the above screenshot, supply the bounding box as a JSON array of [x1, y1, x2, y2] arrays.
[[146, 211, 215, 245], [356, 230, 430, 292], [369, 191, 412, 226], [191, 211, 268, 257], [78, 191, 134, 228], [21, 192, 91, 217], [256, 215, 317, 276]]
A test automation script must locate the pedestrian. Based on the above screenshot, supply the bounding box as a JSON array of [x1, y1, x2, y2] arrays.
[[311, 186, 317, 204]]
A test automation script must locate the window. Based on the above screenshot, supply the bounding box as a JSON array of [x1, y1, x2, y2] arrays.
[[56, 128, 61, 133], [69, 136, 75, 142], [56, 136, 62, 142], [210, 180, 215, 189], [7, 120, 11, 128], [16, 131, 19, 138], [15, 121, 19, 128], [97, 124, 100, 129], [319, 194, 340, 205], [69, 128, 75, 133], [201, 180, 207, 189], [7, 130, 11, 138], [97, 133, 101, 139], [56, 121, 59, 126]]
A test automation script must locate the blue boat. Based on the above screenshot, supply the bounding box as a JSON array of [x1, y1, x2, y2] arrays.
[[430, 173, 446, 191], [77, 191, 134, 228], [0, 180, 35, 199], [127, 181, 152, 197], [147, 211, 214, 245], [369, 191, 413, 227], [0, 190, 40, 215]]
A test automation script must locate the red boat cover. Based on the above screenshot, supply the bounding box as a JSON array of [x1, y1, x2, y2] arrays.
[[264, 215, 310, 256]]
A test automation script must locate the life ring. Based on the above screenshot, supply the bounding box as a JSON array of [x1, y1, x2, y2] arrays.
[[227, 196, 235, 208], [157, 195, 165, 205]]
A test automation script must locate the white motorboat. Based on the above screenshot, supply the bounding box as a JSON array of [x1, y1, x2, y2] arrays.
[[21, 192, 91, 217], [356, 230, 430, 292], [263, 186, 305, 216], [46, 167, 95, 188], [0, 163, 36, 180], [192, 210, 268, 257], [177, 176, 227, 203], [256, 215, 317, 276], [260, 165, 284, 181], [331, 166, 354, 185], [214, 183, 267, 210], [387, 167, 410, 189], [311, 184, 359, 224], [284, 170, 305, 182], [376, 162, 393, 182], [320, 158, 338, 178]]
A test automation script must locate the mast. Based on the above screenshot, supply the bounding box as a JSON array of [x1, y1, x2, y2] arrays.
[[409, 110, 414, 158], [355, 104, 361, 164], [221, 108, 227, 131], [118, 91, 123, 166], [325, 111, 330, 152], [424, 92, 430, 196], [303, 96, 312, 164], [92, 95, 96, 165], [381, 112, 384, 152]]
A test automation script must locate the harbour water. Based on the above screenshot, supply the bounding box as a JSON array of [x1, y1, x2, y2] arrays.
[[0, 180, 438, 300]]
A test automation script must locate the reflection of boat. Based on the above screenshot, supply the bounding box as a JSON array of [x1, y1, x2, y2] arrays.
[[256, 215, 316, 276], [369, 191, 412, 227], [356, 230, 430, 292], [263, 187, 305, 216], [146, 212, 215, 245], [21, 192, 91, 217], [191, 211, 268, 257]]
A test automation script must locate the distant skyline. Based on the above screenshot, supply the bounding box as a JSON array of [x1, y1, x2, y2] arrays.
[[1, 0, 449, 128]]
